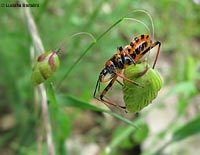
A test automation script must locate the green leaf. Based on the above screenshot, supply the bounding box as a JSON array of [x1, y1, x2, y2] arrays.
[[55, 109, 71, 155], [172, 115, 200, 142], [45, 83, 58, 110], [57, 95, 138, 128], [153, 116, 200, 155], [56, 109, 71, 141]]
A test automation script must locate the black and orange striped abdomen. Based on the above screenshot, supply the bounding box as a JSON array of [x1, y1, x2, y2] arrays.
[[125, 34, 152, 62]]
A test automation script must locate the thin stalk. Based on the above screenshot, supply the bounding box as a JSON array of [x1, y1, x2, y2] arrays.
[[22, 0, 55, 155], [58, 10, 154, 87], [58, 17, 124, 87]]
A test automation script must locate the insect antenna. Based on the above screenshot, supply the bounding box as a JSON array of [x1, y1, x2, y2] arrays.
[[56, 32, 96, 54], [124, 9, 155, 64], [127, 9, 154, 41], [56, 32, 96, 89]]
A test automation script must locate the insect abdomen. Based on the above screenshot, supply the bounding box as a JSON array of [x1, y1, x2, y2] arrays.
[[127, 34, 152, 62]]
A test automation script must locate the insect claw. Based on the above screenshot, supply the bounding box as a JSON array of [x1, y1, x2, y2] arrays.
[[118, 106, 128, 113], [132, 81, 144, 88], [119, 105, 126, 109]]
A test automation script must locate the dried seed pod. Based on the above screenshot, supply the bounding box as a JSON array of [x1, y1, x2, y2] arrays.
[[123, 62, 162, 113], [31, 50, 60, 86]]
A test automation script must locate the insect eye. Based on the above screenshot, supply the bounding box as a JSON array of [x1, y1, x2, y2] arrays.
[[118, 46, 123, 51], [100, 68, 108, 75], [103, 69, 107, 74]]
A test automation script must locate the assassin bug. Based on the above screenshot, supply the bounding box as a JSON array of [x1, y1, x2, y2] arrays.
[[93, 34, 161, 110]]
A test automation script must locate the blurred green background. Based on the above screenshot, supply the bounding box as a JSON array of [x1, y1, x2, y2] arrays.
[[0, 0, 200, 155]]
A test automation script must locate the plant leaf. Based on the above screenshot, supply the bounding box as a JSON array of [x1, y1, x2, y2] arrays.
[[57, 95, 138, 128], [172, 115, 200, 142]]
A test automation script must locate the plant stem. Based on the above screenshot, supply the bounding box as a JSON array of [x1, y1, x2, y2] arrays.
[[22, 0, 55, 154], [58, 17, 124, 87]]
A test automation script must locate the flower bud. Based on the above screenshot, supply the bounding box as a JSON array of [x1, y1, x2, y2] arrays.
[[31, 50, 60, 86]]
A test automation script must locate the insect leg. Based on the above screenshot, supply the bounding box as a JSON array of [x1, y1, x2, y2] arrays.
[[99, 75, 126, 109], [93, 78, 101, 99], [151, 41, 161, 69], [116, 79, 124, 86], [114, 71, 144, 88], [94, 70, 116, 99], [118, 46, 136, 64], [123, 50, 136, 64]]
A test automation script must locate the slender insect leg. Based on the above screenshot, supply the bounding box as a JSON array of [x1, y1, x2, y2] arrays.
[[94, 73, 115, 98], [133, 65, 149, 78], [118, 46, 136, 64], [123, 50, 136, 64], [99, 75, 126, 109], [151, 41, 161, 69], [114, 71, 144, 88], [116, 79, 124, 86]]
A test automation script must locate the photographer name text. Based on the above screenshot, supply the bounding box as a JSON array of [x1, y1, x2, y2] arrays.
[[1, 3, 39, 8]]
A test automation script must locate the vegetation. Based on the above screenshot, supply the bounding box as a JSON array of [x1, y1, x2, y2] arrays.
[[0, 0, 200, 155]]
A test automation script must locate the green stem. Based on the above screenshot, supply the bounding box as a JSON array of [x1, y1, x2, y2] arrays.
[[153, 140, 173, 155], [45, 83, 58, 111], [58, 17, 124, 88]]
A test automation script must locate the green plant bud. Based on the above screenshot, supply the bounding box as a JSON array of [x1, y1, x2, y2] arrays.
[[31, 50, 60, 86], [123, 63, 162, 113]]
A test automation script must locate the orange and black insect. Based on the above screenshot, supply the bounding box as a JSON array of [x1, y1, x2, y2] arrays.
[[93, 34, 161, 109]]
